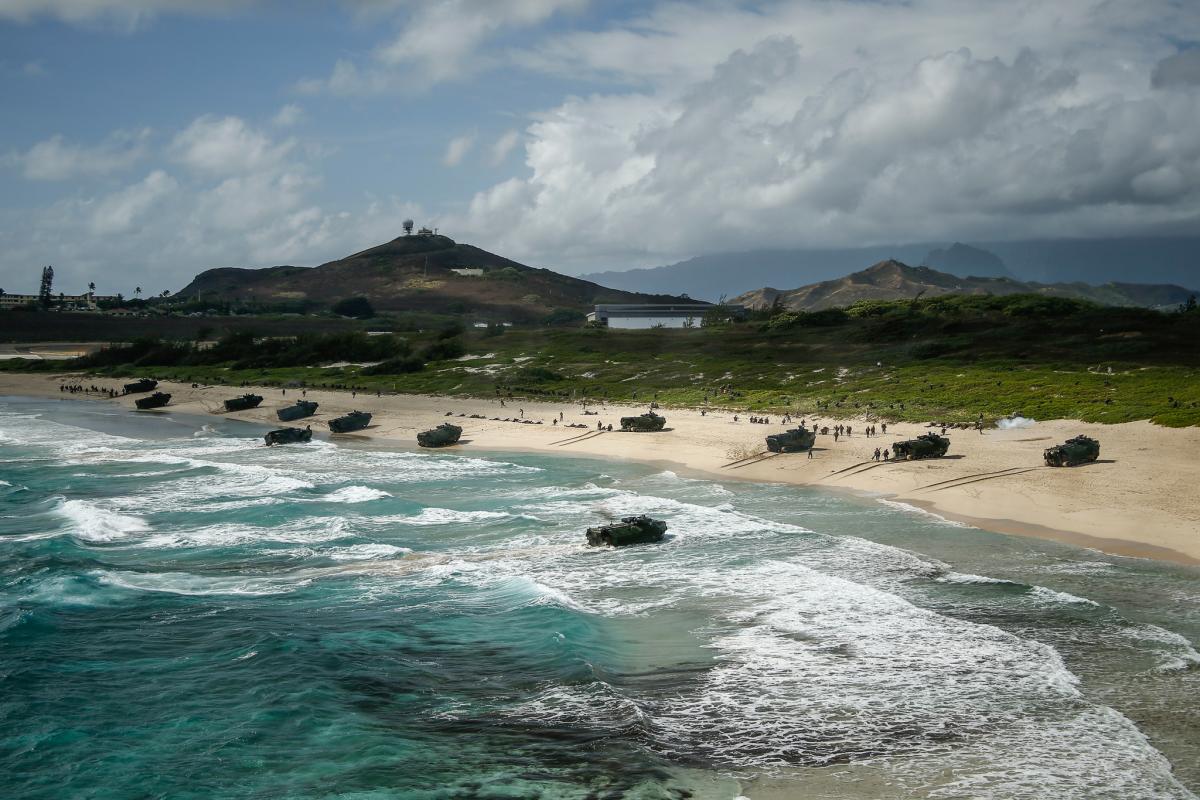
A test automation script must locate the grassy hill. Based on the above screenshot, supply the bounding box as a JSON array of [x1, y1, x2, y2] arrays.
[[175, 233, 695, 321]]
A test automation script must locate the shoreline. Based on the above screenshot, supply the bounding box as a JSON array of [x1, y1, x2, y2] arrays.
[[5, 372, 1199, 565]]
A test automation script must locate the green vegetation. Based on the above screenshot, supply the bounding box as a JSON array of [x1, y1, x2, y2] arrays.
[[5, 293, 1198, 426], [331, 296, 375, 319]]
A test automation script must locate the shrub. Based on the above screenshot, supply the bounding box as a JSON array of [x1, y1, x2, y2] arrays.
[[331, 296, 375, 318]]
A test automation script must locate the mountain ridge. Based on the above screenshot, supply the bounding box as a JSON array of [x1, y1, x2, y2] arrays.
[[734, 260, 1196, 311]]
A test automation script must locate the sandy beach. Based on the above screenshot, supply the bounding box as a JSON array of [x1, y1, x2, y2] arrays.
[[6, 371, 1199, 564]]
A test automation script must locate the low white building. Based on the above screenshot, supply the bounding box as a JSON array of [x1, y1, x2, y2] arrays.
[[586, 303, 745, 329]]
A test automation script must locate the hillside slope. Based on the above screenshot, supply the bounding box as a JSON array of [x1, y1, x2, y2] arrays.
[[176, 233, 695, 320], [735, 260, 1195, 311]]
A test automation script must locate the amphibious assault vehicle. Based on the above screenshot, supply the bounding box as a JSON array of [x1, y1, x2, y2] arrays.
[[417, 423, 462, 448], [277, 400, 319, 422], [328, 410, 372, 433], [223, 394, 263, 412], [620, 412, 666, 432], [264, 426, 312, 446], [134, 392, 171, 410], [766, 425, 817, 453], [123, 378, 157, 394], [585, 515, 668, 547], [1043, 436, 1100, 467], [892, 432, 950, 460]]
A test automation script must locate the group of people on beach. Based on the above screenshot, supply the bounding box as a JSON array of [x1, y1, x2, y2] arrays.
[[872, 447, 892, 461], [59, 383, 119, 398]]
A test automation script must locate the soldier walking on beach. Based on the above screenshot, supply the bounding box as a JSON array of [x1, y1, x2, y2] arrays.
[[883, 448, 890, 460], [874, 447, 881, 461]]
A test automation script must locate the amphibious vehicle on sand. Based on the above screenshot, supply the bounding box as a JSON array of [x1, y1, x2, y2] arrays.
[[123, 378, 157, 394], [223, 394, 263, 412], [586, 515, 668, 547], [417, 423, 462, 448], [892, 433, 950, 460], [766, 425, 817, 453], [620, 412, 666, 432], [134, 392, 171, 410], [328, 410, 372, 433], [265, 426, 312, 446], [277, 400, 319, 422], [1044, 436, 1100, 467]]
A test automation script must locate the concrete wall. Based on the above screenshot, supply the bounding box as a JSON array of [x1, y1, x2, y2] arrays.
[[607, 315, 699, 329]]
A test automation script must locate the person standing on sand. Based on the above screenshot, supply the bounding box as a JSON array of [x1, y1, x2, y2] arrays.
[[874, 447, 881, 461], [807, 448, 813, 459], [883, 449, 890, 460]]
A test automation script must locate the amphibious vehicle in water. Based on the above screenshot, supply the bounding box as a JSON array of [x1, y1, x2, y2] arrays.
[[264, 426, 313, 446], [277, 400, 319, 422], [1043, 436, 1100, 467], [134, 392, 171, 410], [123, 378, 157, 394], [766, 425, 817, 453], [223, 394, 263, 412], [417, 423, 462, 448], [620, 412, 666, 432], [892, 432, 950, 460], [585, 515, 668, 547], [328, 410, 372, 433]]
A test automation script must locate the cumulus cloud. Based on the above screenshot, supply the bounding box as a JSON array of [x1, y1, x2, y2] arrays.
[[89, 169, 177, 234], [489, 129, 520, 166], [299, 0, 586, 93], [5, 129, 150, 180], [442, 133, 475, 167], [272, 103, 304, 127], [0, 113, 413, 293], [453, 33, 1200, 269], [169, 115, 292, 175], [1152, 49, 1200, 89]]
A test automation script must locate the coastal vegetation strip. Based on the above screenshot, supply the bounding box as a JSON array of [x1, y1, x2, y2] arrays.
[[4, 293, 1197, 426]]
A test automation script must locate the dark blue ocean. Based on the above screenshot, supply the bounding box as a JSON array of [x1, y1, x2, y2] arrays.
[[1, 396, 1198, 799]]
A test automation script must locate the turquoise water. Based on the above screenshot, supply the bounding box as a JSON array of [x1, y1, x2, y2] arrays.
[[1, 395, 1198, 799]]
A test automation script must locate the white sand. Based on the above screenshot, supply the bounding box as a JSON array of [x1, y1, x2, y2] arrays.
[[7, 372, 1199, 564]]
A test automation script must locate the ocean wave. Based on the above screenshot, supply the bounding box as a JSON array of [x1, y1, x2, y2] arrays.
[[326, 543, 412, 561], [1027, 585, 1102, 607], [876, 498, 974, 528], [397, 508, 513, 526], [319, 486, 392, 504], [56, 498, 149, 542], [93, 568, 306, 596], [937, 572, 1019, 585]]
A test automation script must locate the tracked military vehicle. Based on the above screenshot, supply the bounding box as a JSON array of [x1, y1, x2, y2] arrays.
[[766, 425, 817, 453], [1043, 436, 1100, 467], [264, 426, 312, 446], [328, 410, 372, 433], [892, 432, 950, 460], [134, 392, 171, 410], [223, 394, 263, 412], [417, 423, 462, 448], [123, 378, 157, 394], [586, 515, 668, 547], [277, 400, 319, 422], [620, 412, 666, 432]]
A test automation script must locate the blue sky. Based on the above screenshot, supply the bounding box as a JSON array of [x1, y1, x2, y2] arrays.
[[1, 0, 1198, 295]]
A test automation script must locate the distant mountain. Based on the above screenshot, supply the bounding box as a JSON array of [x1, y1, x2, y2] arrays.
[[921, 243, 1013, 278], [580, 245, 931, 301], [581, 237, 1200, 301], [176, 233, 695, 320], [733, 260, 1196, 312]]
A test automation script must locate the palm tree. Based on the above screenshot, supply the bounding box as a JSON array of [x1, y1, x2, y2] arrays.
[[88, 281, 95, 293], [134, 286, 142, 299]]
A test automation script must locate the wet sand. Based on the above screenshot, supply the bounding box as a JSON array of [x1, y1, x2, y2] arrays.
[[6, 372, 1199, 564]]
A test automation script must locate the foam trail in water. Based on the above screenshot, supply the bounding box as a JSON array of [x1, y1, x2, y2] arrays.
[[56, 499, 149, 542]]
